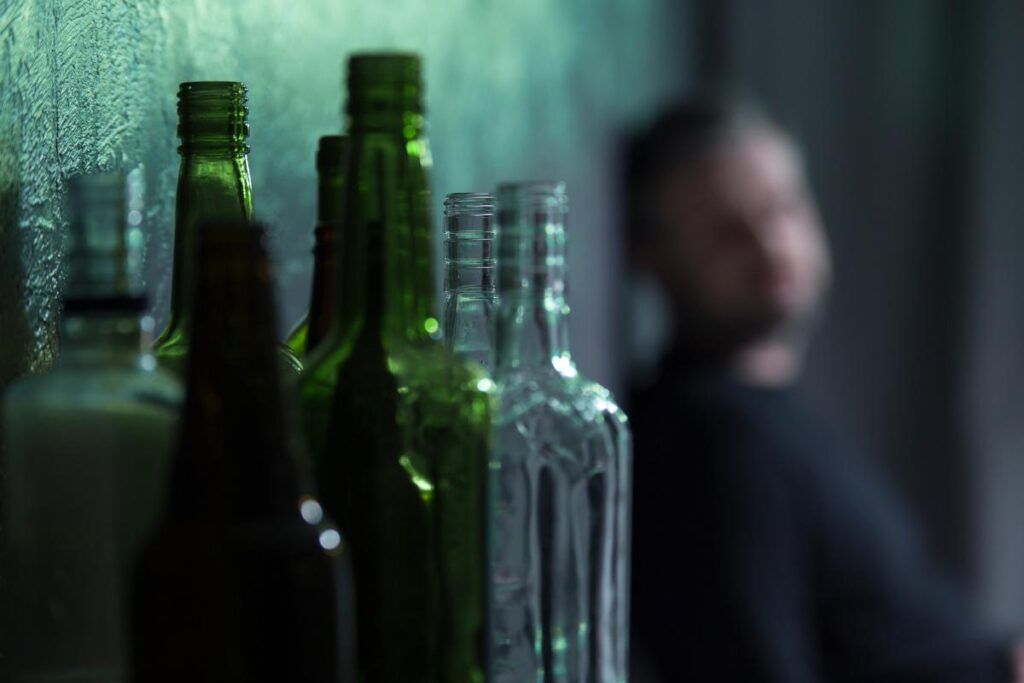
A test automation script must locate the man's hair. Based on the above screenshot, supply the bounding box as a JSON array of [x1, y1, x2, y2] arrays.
[[623, 93, 777, 257]]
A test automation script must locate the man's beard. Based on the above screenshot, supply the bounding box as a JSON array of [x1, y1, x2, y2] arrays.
[[668, 295, 820, 367]]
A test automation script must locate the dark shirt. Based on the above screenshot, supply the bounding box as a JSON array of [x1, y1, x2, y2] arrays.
[[629, 360, 1010, 683]]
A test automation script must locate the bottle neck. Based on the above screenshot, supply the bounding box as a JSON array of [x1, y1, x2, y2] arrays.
[[494, 281, 573, 376], [170, 227, 300, 519], [58, 307, 149, 369], [443, 193, 497, 370], [494, 183, 575, 376], [164, 150, 253, 342], [162, 81, 252, 348], [338, 112, 436, 348], [305, 227, 338, 354]]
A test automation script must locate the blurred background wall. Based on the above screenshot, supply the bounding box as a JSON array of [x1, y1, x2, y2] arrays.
[[2, 0, 1022, 631], [671, 0, 1024, 628]]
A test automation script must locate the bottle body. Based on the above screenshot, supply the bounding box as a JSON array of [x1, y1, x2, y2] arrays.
[[492, 372, 631, 683], [132, 498, 346, 681], [133, 222, 350, 681], [490, 182, 632, 683], [1, 327, 180, 682], [303, 54, 492, 683], [1, 171, 182, 682]]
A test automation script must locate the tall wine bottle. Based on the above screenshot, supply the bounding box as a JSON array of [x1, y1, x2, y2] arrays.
[[132, 220, 351, 681], [151, 81, 301, 374], [1, 170, 181, 681], [490, 181, 632, 683], [299, 53, 493, 683]]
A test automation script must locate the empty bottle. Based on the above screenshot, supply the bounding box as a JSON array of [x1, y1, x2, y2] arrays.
[[0, 170, 181, 682], [490, 181, 632, 683], [302, 53, 493, 683], [131, 221, 351, 681]]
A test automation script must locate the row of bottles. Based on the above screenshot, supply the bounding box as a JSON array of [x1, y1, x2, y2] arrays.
[[0, 52, 630, 683]]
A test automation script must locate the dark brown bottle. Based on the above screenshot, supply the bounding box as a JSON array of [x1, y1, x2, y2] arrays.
[[285, 135, 349, 358], [131, 220, 351, 681]]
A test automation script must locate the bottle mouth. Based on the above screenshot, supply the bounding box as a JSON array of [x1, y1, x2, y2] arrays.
[[496, 181, 568, 213], [346, 53, 424, 118], [444, 192, 495, 217], [317, 135, 349, 173], [177, 81, 249, 148], [348, 53, 421, 84], [444, 192, 496, 247]]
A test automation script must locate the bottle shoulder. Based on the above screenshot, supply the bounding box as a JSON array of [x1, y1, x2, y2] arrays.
[[3, 361, 182, 421], [304, 340, 494, 423], [496, 369, 631, 439]]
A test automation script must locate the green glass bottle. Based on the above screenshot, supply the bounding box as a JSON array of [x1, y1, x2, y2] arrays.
[[132, 221, 352, 681], [286, 135, 349, 358], [151, 81, 301, 375], [300, 53, 493, 683], [1, 170, 181, 682]]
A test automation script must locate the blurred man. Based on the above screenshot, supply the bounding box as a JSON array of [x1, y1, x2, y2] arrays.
[[625, 98, 1022, 682]]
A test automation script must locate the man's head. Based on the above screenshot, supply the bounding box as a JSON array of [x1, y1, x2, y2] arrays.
[[627, 98, 830, 359]]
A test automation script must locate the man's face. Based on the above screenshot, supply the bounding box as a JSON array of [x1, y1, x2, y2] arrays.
[[646, 127, 830, 337]]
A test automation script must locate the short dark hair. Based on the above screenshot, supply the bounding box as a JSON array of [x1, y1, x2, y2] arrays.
[[623, 93, 778, 255]]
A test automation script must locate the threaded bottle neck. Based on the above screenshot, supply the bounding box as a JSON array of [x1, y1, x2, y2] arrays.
[[494, 181, 573, 375], [177, 81, 249, 155], [496, 181, 568, 302], [345, 53, 424, 131], [444, 192, 496, 296]]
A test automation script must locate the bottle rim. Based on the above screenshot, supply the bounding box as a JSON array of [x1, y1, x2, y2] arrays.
[[444, 192, 495, 216], [317, 135, 349, 172], [496, 181, 568, 212]]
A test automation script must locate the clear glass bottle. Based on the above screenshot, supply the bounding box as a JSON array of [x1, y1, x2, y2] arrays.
[[301, 53, 493, 683], [131, 220, 352, 681], [0, 170, 182, 682], [490, 181, 632, 683], [286, 135, 349, 358], [151, 80, 301, 375], [443, 192, 497, 372]]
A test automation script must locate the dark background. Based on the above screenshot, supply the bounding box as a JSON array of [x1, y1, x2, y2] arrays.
[[630, 0, 1024, 628]]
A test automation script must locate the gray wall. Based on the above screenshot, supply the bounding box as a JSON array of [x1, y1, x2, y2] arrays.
[[702, 0, 1024, 627]]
